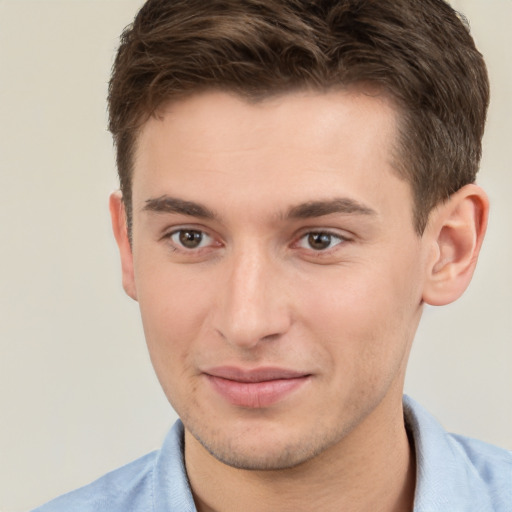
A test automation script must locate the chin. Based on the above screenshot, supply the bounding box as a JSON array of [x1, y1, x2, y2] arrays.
[[201, 439, 321, 471], [188, 419, 344, 471]]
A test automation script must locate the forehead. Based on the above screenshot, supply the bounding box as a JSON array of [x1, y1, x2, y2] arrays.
[[138, 88, 398, 156], [131, 89, 410, 223]]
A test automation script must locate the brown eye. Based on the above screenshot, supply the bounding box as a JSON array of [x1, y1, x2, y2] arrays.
[[171, 229, 208, 249], [179, 230, 203, 248], [297, 231, 345, 251], [307, 232, 333, 250]]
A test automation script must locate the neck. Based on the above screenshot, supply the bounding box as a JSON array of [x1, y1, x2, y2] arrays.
[[185, 395, 416, 512]]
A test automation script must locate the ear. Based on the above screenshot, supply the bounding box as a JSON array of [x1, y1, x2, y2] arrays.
[[422, 184, 489, 306], [109, 191, 138, 301]]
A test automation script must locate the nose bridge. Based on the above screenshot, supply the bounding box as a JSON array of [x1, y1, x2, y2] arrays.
[[215, 239, 290, 348]]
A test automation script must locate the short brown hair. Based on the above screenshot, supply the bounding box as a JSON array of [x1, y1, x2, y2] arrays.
[[108, 0, 489, 234]]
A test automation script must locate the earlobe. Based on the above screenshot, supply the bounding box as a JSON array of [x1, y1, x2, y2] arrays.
[[109, 191, 138, 301], [422, 184, 489, 306]]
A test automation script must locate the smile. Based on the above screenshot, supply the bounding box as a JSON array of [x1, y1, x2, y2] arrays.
[[204, 367, 311, 408]]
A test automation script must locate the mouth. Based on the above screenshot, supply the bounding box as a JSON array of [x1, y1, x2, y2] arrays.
[[203, 366, 312, 408]]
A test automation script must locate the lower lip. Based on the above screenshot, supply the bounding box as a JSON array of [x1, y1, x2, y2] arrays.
[[206, 375, 309, 408]]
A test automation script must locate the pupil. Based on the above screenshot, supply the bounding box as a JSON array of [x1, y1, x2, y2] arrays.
[[179, 230, 202, 248], [308, 232, 331, 250]]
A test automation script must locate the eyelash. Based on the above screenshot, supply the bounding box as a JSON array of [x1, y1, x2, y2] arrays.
[[295, 231, 347, 252], [164, 228, 217, 252], [163, 226, 350, 256]]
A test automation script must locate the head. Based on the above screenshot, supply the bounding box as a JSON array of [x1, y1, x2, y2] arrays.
[[108, 0, 489, 472]]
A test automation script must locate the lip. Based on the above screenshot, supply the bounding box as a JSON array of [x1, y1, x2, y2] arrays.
[[203, 366, 311, 408]]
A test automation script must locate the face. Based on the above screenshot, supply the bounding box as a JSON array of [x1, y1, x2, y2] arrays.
[[122, 90, 429, 470]]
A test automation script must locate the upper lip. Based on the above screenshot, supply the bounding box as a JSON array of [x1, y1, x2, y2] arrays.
[[204, 366, 310, 383]]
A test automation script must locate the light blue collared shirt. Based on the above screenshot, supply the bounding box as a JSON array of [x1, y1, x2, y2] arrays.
[[32, 396, 512, 511]]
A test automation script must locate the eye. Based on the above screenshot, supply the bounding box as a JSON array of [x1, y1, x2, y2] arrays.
[[169, 229, 213, 250], [297, 231, 345, 251]]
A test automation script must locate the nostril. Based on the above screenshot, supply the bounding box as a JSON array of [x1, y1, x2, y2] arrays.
[[261, 332, 282, 343]]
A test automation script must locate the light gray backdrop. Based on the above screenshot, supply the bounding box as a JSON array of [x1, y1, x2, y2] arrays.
[[0, 1, 510, 510]]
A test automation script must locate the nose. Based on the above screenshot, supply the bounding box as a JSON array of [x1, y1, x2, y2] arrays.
[[213, 243, 292, 350]]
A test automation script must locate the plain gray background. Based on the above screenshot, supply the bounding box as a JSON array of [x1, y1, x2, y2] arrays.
[[0, 1, 510, 510]]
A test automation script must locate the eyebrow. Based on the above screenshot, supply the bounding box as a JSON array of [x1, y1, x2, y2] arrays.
[[286, 198, 376, 219], [142, 195, 376, 221], [143, 196, 216, 219]]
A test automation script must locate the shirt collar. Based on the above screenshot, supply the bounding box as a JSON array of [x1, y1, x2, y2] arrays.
[[403, 395, 497, 511], [152, 397, 503, 511], [153, 420, 197, 511]]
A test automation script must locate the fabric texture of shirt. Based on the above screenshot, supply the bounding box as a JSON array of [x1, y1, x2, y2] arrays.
[[31, 396, 512, 511]]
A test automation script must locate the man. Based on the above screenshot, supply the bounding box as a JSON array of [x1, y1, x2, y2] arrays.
[[33, 0, 511, 511]]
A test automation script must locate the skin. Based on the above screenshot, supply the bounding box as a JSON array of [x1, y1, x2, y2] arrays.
[[110, 90, 488, 511]]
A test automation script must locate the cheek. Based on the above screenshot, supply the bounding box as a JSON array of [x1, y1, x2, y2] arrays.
[[135, 264, 214, 385], [297, 256, 423, 375]]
